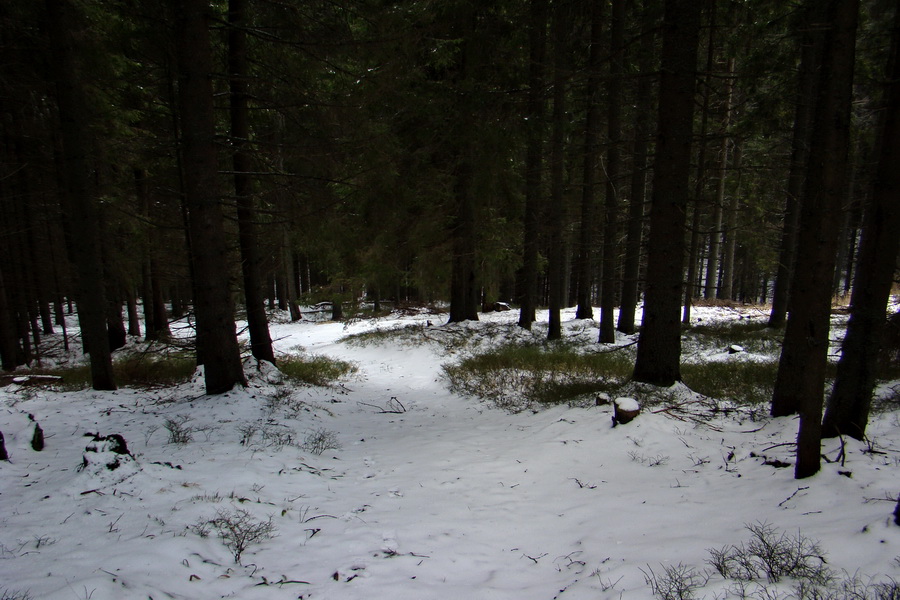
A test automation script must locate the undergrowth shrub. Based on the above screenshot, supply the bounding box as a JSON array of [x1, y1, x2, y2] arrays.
[[644, 523, 898, 600], [683, 320, 780, 355], [277, 354, 356, 387], [301, 428, 341, 455], [190, 508, 275, 564], [443, 343, 634, 410], [26, 355, 196, 391], [707, 522, 832, 585], [682, 361, 779, 405]]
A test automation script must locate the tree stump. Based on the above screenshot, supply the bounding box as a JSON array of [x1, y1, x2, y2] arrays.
[[613, 397, 641, 426], [31, 422, 44, 451], [0, 430, 7, 460], [894, 494, 899, 527]]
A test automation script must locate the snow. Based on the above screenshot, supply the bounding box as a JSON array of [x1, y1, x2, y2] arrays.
[[614, 397, 640, 412], [1, 305, 898, 600]]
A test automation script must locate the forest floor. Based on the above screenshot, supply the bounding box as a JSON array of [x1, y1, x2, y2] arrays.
[[1, 304, 898, 600]]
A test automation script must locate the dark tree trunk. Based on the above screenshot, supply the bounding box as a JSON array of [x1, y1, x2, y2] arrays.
[[575, 0, 602, 322], [631, 0, 702, 386], [46, 0, 116, 390], [709, 58, 735, 300], [518, 0, 548, 330], [171, 0, 246, 394], [0, 267, 20, 371], [126, 288, 141, 337], [599, 0, 624, 343], [682, 2, 715, 325], [618, 0, 656, 335], [822, 1, 900, 441], [769, 0, 859, 480], [448, 6, 480, 325], [229, 0, 275, 365], [546, 0, 569, 341], [768, 4, 822, 328]]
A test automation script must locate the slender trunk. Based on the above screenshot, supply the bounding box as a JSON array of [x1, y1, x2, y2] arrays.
[[618, 0, 656, 335], [683, 3, 715, 325], [632, 0, 702, 386], [822, 1, 900, 440], [229, 0, 275, 365], [709, 58, 735, 300], [575, 0, 602, 321], [599, 0, 624, 343], [448, 7, 479, 325], [768, 5, 822, 326], [547, 0, 569, 341], [46, 0, 116, 390], [518, 0, 547, 330]]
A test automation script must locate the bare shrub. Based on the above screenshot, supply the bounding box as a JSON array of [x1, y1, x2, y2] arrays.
[[301, 428, 341, 455], [642, 563, 709, 600], [707, 522, 832, 585], [164, 415, 194, 445], [191, 509, 275, 563]]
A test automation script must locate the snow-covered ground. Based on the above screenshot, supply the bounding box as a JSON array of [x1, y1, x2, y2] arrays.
[[1, 306, 898, 599]]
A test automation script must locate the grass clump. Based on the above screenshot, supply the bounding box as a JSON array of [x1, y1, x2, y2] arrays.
[[681, 361, 779, 405], [684, 320, 782, 355], [277, 354, 356, 387], [443, 342, 634, 410], [24, 355, 196, 391], [340, 323, 431, 348]]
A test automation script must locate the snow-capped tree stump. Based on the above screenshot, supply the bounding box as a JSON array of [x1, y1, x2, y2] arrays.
[[0, 430, 7, 460], [613, 397, 640, 426]]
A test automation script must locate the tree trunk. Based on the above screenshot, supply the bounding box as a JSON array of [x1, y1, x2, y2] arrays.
[[599, 0, 624, 343], [769, 0, 858, 480], [618, 0, 655, 335], [768, 4, 822, 327], [0, 267, 20, 371], [229, 0, 275, 365], [709, 58, 735, 300], [518, 0, 547, 330], [575, 0, 602, 322], [546, 0, 569, 341], [171, 0, 246, 394], [631, 0, 702, 386], [448, 6, 480, 325], [822, 1, 900, 440], [682, 2, 715, 325], [46, 0, 116, 390]]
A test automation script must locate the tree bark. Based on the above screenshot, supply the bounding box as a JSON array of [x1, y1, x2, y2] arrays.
[[229, 0, 275, 365], [546, 0, 569, 341], [768, 4, 822, 327], [769, 0, 858, 480], [631, 0, 702, 386], [518, 0, 548, 331], [448, 5, 480, 325], [575, 0, 602, 322], [618, 0, 656, 335], [171, 0, 246, 394], [46, 0, 116, 390], [822, 1, 900, 440], [709, 58, 735, 300], [599, 0, 624, 343]]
